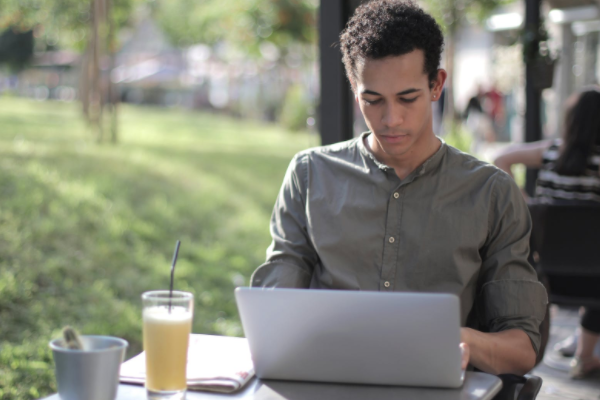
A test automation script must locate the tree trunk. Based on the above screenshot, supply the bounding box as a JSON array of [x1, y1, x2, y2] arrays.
[[107, 0, 118, 143], [92, 0, 105, 142], [79, 0, 117, 143], [79, 45, 91, 122]]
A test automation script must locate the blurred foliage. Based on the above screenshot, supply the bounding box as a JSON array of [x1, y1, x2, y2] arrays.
[[512, 163, 526, 188], [154, 0, 318, 56], [0, 0, 318, 60], [0, 27, 33, 72], [443, 120, 473, 154], [280, 83, 311, 131], [422, 0, 515, 34], [0, 0, 138, 51], [0, 97, 313, 399], [420, 0, 515, 120]]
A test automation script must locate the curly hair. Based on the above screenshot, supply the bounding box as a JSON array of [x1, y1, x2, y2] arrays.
[[340, 0, 444, 89]]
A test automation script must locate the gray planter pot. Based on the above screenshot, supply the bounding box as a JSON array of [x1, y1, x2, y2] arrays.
[[50, 335, 128, 400]]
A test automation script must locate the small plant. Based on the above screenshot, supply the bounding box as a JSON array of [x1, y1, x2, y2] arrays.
[[520, 18, 557, 90], [61, 327, 84, 350]]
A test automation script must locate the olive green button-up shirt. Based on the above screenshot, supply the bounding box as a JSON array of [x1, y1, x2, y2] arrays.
[[251, 133, 548, 354]]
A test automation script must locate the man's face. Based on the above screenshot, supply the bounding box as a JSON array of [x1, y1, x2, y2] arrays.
[[354, 50, 444, 161]]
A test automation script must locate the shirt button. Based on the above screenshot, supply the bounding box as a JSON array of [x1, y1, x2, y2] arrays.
[[393, 192, 400, 199], [389, 236, 395, 243], [384, 281, 390, 288]]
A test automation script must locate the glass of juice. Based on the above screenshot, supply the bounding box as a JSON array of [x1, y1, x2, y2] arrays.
[[142, 290, 193, 400]]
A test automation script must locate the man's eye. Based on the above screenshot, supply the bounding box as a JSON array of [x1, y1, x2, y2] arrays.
[[400, 97, 418, 103]]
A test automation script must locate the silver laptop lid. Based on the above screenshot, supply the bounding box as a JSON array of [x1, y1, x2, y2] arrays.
[[235, 287, 463, 388]]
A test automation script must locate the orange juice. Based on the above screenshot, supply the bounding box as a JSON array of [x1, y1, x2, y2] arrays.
[[143, 306, 192, 392]]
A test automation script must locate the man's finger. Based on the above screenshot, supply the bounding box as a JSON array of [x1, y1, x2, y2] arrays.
[[460, 342, 470, 370]]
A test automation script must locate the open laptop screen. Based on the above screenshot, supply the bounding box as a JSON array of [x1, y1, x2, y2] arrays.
[[235, 287, 463, 388]]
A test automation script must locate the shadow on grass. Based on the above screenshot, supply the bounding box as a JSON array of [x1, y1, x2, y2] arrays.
[[123, 142, 294, 208]]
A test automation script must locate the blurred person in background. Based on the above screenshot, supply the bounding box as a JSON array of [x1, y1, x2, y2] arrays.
[[463, 84, 484, 119], [464, 84, 495, 154], [494, 87, 600, 379], [483, 84, 505, 141]]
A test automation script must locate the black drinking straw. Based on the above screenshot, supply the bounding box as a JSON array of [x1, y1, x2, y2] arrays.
[[168, 240, 181, 313]]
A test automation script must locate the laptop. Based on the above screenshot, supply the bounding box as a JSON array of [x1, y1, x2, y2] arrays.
[[234, 287, 464, 388]]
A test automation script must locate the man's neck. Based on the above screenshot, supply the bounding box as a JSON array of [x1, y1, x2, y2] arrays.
[[366, 133, 441, 180]]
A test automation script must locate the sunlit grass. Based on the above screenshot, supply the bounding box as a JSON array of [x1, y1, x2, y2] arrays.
[[0, 97, 315, 399]]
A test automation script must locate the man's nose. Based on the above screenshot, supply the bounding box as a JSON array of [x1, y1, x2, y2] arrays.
[[381, 102, 404, 127]]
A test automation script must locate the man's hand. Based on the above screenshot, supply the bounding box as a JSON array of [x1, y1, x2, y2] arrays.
[[460, 342, 470, 370], [460, 327, 537, 375]]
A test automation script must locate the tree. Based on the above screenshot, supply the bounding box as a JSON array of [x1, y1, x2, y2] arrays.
[[420, 0, 514, 122], [0, 0, 137, 143], [0, 26, 34, 72], [0, 0, 319, 137], [0, 0, 135, 51], [152, 0, 318, 126], [154, 0, 318, 57]]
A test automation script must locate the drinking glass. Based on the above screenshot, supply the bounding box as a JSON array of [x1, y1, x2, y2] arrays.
[[142, 291, 194, 400]]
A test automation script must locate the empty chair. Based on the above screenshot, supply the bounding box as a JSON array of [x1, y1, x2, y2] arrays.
[[529, 204, 600, 308]]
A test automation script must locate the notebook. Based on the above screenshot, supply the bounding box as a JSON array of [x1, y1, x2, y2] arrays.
[[119, 334, 255, 393], [235, 287, 464, 388]]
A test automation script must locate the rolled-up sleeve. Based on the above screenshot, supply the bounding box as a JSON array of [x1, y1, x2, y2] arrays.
[[477, 172, 548, 354], [251, 153, 317, 288]]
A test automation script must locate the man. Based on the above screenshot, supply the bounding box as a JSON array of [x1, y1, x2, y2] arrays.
[[251, 0, 547, 376]]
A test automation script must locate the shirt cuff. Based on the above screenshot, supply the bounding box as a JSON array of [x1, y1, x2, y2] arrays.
[[251, 261, 312, 288], [477, 279, 548, 354]]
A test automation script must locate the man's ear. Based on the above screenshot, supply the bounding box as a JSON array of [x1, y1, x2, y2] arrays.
[[431, 69, 447, 101]]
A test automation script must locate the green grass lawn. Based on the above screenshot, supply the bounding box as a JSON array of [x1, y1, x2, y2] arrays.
[[0, 97, 317, 399]]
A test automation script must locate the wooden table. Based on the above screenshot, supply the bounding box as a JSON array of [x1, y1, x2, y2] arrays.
[[44, 371, 502, 400]]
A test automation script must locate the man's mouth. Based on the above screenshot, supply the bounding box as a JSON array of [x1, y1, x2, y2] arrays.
[[380, 134, 409, 144]]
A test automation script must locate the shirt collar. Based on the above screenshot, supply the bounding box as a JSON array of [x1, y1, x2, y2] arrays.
[[357, 131, 447, 177]]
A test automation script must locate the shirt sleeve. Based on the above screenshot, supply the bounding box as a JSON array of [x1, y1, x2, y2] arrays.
[[250, 153, 317, 288], [476, 171, 548, 355]]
